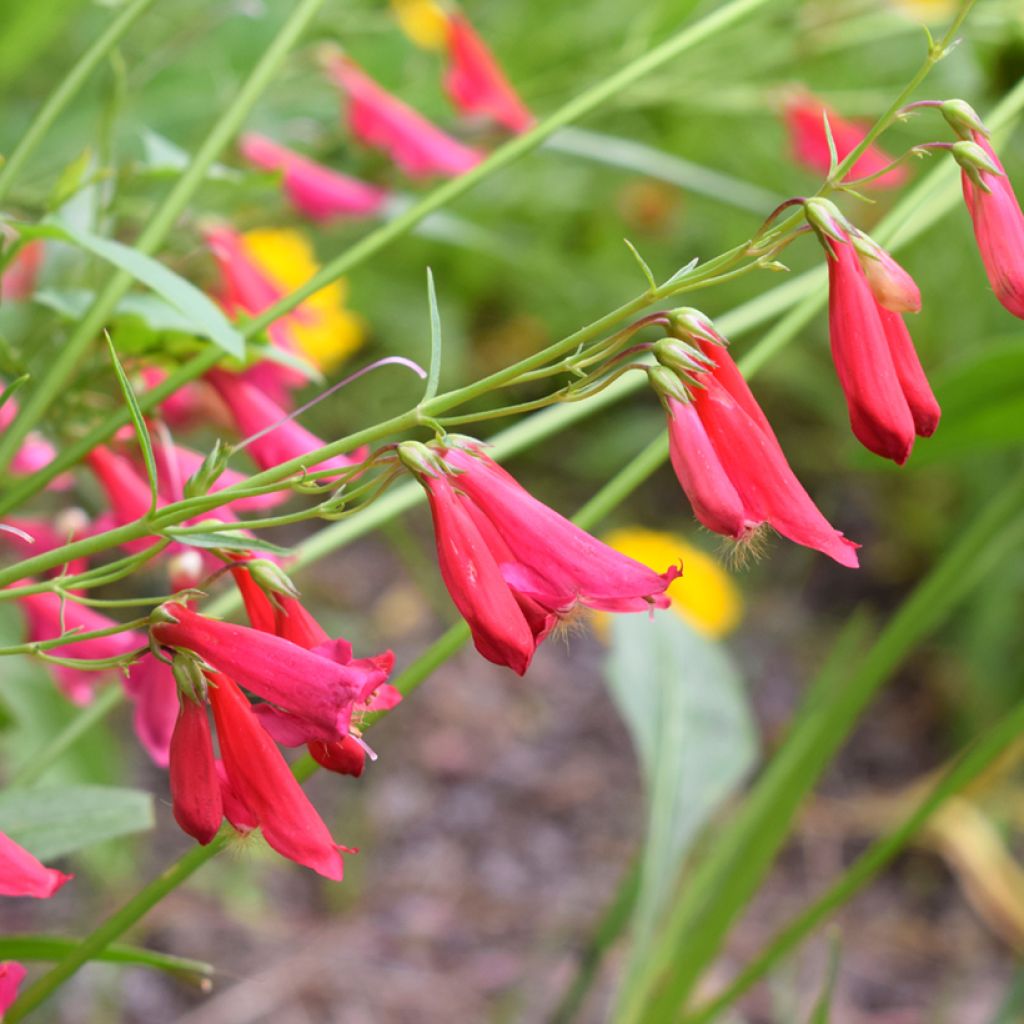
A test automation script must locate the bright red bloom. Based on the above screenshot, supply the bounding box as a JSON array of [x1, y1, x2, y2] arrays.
[[169, 697, 222, 845], [18, 594, 144, 704], [207, 368, 366, 476], [208, 673, 348, 880], [239, 132, 388, 221], [0, 831, 73, 898], [959, 133, 1024, 319], [657, 344, 859, 568], [825, 232, 938, 463], [308, 736, 366, 777], [784, 92, 906, 188], [0, 961, 27, 1015], [443, 14, 534, 133], [325, 54, 483, 178], [152, 602, 394, 743], [406, 442, 678, 674]]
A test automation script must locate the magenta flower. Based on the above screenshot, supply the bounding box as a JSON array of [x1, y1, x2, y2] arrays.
[[403, 441, 678, 674], [0, 831, 73, 898], [0, 961, 27, 1016], [443, 13, 534, 133], [169, 696, 222, 846], [124, 653, 180, 767], [325, 54, 483, 178], [956, 133, 1024, 319], [239, 132, 388, 221]]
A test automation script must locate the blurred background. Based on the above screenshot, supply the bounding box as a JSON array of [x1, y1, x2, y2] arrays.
[[2, 0, 1024, 1021]]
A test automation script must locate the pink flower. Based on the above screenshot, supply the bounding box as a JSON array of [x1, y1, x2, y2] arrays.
[[784, 91, 906, 188], [325, 54, 483, 178], [651, 334, 859, 567], [239, 132, 388, 221], [169, 696, 222, 845], [403, 441, 678, 674], [824, 230, 938, 463], [18, 594, 144, 704], [151, 602, 394, 743], [206, 368, 366, 476], [855, 238, 921, 314], [957, 133, 1024, 319], [0, 831, 73, 897], [124, 654, 179, 767], [443, 14, 534, 133], [208, 672, 349, 879], [85, 446, 158, 554], [1, 961, 27, 1016], [1, 239, 43, 301]]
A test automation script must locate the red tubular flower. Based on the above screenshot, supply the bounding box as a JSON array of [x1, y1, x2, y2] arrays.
[[207, 673, 347, 880], [783, 91, 906, 188], [443, 14, 534, 133], [151, 602, 393, 743], [18, 594, 143, 704], [239, 132, 388, 221], [1, 961, 27, 1015], [957, 133, 1024, 319], [824, 231, 929, 464], [0, 832, 73, 897], [404, 441, 678, 674], [206, 368, 366, 476], [169, 697, 223, 845], [653, 346, 859, 568], [325, 54, 483, 178]]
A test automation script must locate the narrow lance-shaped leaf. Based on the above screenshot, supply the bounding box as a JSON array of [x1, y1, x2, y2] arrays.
[[105, 333, 158, 514]]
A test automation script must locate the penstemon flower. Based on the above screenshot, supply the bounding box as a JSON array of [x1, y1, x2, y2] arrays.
[[239, 132, 388, 221], [0, 961, 27, 1016], [650, 319, 860, 568], [323, 52, 483, 178], [442, 13, 534, 133], [400, 439, 678, 674], [0, 832, 73, 897]]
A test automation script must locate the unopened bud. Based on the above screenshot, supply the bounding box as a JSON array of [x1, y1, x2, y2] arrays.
[[168, 548, 205, 590], [246, 558, 300, 601], [940, 99, 987, 140], [171, 652, 209, 703], [851, 235, 922, 313], [183, 440, 231, 500], [666, 307, 726, 347]]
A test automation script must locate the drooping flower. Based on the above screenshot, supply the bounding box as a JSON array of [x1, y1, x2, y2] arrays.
[[0, 961, 27, 1016], [443, 13, 534, 133], [207, 672, 349, 879], [324, 53, 483, 178], [783, 90, 907, 188], [650, 322, 859, 568], [953, 134, 1024, 320], [809, 200, 938, 462], [206, 368, 367, 476], [169, 695, 223, 846], [0, 831, 73, 898], [151, 602, 394, 744], [239, 132, 388, 221], [205, 224, 364, 381], [400, 440, 679, 674], [17, 593, 144, 704]]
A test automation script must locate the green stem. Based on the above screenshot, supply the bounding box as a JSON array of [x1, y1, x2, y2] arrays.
[[0, 0, 329, 473], [0, 618, 149, 657], [0, 0, 158, 204], [10, 685, 126, 788], [682, 694, 1024, 1024]]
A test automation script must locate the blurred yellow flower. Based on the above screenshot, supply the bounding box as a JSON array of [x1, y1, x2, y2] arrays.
[[241, 228, 364, 372], [887, 0, 955, 21], [600, 527, 743, 639], [392, 0, 449, 50]]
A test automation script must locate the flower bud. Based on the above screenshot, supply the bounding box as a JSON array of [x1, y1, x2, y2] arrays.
[[168, 549, 205, 591], [183, 440, 231, 500], [652, 337, 711, 377], [171, 651, 209, 703], [246, 558, 301, 602], [940, 99, 988, 141], [952, 140, 1004, 190], [851, 236, 922, 313]]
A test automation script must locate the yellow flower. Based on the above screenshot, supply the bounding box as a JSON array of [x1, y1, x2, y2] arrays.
[[240, 228, 365, 373], [392, 0, 450, 50], [600, 527, 743, 639]]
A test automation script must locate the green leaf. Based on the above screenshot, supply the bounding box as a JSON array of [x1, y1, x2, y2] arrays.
[[105, 334, 158, 513], [47, 147, 94, 210], [0, 936, 213, 988], [423, 267, 443, 402], [0, 784, 154, 860], [11, 219, 244, 358], [163, 530, 292, 555], [605, 613, 757, 986]]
